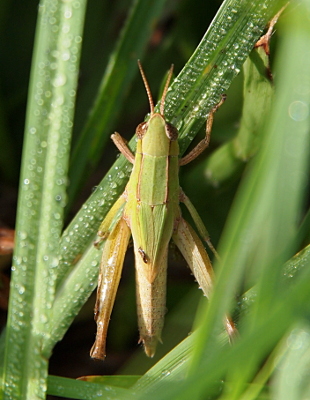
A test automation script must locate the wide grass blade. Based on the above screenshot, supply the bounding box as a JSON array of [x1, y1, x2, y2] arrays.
[[2, 0, 86, 398]]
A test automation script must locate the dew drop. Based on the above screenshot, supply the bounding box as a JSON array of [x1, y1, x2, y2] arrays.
[[288, 101, 309, 121], [64, 8, 72, 18], [18, 285, 25, 295], [62, 24, 70, 34], [74, 283, 81, 291], [53, 73, 67, 87], [18, 231, 27, 240]]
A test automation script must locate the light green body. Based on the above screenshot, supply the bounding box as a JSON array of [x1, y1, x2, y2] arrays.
[[123, 114, 180, 355]]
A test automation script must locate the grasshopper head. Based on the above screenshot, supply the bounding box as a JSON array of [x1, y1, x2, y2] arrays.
[[136, 113, 178, 156], [136, 114, 178, 140], [136, 61, 179, 156]]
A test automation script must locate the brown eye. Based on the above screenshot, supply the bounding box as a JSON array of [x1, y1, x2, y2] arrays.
[[136, 122, 148, 139], [165, 122, 178, 140]]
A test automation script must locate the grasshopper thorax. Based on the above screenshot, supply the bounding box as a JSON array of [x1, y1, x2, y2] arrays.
[[136, 113, 179, 157]]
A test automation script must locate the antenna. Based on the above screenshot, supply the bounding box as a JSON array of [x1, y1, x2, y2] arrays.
[[160, 64, 174, 116], [138, 60, 154, 115]]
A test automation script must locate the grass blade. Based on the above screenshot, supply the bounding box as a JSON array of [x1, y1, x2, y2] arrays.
[[2, 0, 86, 398], [47, 375, 131, 400]]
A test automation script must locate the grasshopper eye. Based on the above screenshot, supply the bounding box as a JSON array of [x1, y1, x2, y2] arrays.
[[136, 122, 148, 139], [165, 122, 178, 141]]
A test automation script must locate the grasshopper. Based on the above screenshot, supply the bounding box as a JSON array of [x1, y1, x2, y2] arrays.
[[91, 62, 235, 360]]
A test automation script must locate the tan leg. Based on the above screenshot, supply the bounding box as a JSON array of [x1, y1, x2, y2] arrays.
[[180, 189, 219, 260], [179, 94, 226, 166], [111, 132, 135, 164]]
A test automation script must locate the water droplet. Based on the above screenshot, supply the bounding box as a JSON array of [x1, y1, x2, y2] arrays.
[[18, 231, 27, 240], [288, 101, 309, 121], [74, 283, 81, 291], [64, 8, 72, 18], [18, 285, 25, 295], [53, 73, 66, 87], [287, 329, 310, 350], [62, 24, 70, 34], [41, 315, 48, 324], [50, 257, 59, 268]]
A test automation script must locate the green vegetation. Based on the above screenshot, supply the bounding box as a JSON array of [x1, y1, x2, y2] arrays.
[[1, 0, 310, 399]]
